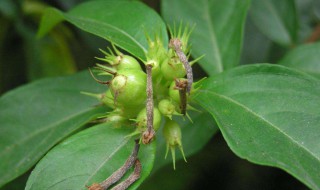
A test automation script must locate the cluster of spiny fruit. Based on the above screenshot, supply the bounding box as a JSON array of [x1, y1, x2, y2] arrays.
[[84, 26, 202, 169]]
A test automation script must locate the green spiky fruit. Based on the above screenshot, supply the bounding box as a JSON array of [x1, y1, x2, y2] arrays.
[[158, 99, 179, 119], [80, 89, 114, 109], [98, 44, 142, 71], [110, 69, 146, 108], [160, 57, 186, 81], [163, 120, 186, 170], [136, 107, 162, 131], [115, 55, 141, 71]]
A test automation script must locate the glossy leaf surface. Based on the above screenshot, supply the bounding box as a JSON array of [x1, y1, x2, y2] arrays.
[[196, 64, 320, 189]]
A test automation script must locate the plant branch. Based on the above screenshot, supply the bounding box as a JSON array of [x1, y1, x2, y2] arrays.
[[87, 140, 140, 190], [174, 79, 188, 115], [142, 64, 155, 144], [169, 38, 193, 94], [110, 159, 142, 190]]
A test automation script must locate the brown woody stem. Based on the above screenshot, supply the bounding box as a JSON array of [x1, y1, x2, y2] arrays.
[[110, 159, 142, 190], [174, 79, 188, 115], [87, 140, 140, 190], [169, 38, 193, 94], [142, 64, 155, 144]]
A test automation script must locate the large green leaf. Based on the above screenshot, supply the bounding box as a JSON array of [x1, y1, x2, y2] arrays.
[[161, 0, 251, 75], [279, 42, 320, 78], [38, 0, 168, 61], [195, 64, 320, 189], [25, 123, 156, 190], [0, 71, 108, 187], [250, 0, 298, 46]]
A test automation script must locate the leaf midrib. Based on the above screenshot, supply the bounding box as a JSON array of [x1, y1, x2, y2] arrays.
[[198, 90, 320, 162], [82, 138, 129, 186]]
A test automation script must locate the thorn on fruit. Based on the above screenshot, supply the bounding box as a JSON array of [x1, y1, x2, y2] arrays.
[[88, 68, 111, 85]]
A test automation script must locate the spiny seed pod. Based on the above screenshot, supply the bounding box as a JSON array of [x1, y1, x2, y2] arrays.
[[160, 57, 186, 81], [158, 99, 180, 119], [145, 59, 161, 78], [163, 120, 186, 170], [136, 107, 162, 131], [98, 44, 142, 71], [101, 89, 115, 108], [97, 110, 127, 128], [168, 22, 194, 54], [81, 89, 114, 109], [115, 55, 142, 71], [110, 69, 147, 108], [127, 107, 162, 138]]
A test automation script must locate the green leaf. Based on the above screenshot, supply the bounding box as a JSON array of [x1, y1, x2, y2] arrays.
[[240, 15, 272, 64], [195, 64, 320, 189], [250, 0, 298, 46], [0, 71, 108, 187], [295, 0, 315, 41], [153, 110, 218, 171], [161, 0, 251, 75], [26, 34, 77, 80], [38, 0, 168, 61], [25, 123, 156, 190], [19, 23, 77, 81], [279, 42, 320, 78]]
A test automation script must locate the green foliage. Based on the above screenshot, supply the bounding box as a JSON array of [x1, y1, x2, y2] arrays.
[[195, 64, 320, 189], [279, 42, 320, 77], [162, 0, 251, 74], [38, 1, 168, 61], [0, 71, 108, 186], [0, 0, 319, 189], [25, 124, 156, 190], [250, 0, 298, 46]]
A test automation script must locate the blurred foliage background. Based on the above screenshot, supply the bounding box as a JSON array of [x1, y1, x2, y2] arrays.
[[0, 0, 319, 189]]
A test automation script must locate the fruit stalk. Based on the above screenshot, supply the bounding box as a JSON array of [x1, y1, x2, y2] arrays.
[[169, 38, 193, 94], [87, 140, 140, 190], [142, 64, 155, 144]]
